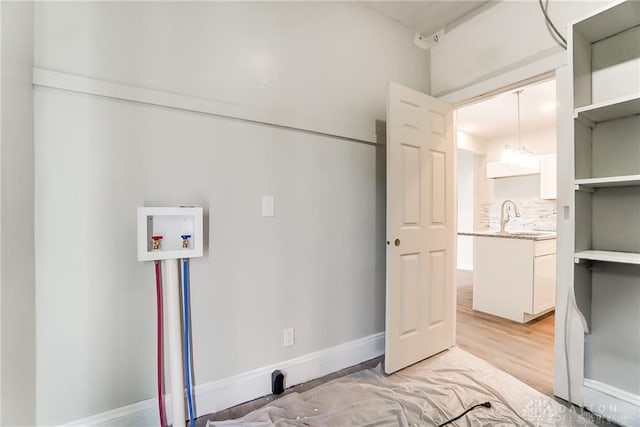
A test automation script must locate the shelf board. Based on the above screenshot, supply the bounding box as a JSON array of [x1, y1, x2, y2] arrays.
[[574, 175, 640, 189], [573, 0, 640, 43], [574, 250, 640, 265], [575, 93, 640, 123]]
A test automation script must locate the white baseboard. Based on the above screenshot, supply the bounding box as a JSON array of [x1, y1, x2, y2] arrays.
[[64, 332, 385, 426], [583, 378, 640, 427]]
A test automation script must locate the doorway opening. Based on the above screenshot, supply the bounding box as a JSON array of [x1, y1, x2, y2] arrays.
[[454, 76, 558, 396]]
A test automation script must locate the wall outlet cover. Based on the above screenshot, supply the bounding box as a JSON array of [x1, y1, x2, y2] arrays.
[[262, 196, 275, 217], [283, 328, 294, 347]]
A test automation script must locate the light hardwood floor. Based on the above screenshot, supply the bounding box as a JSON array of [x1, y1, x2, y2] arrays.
[[455, 283, 555, 396]]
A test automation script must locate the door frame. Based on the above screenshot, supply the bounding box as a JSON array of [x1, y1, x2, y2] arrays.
[[437, 51, 565, 106], [442, 57, 566, 397]]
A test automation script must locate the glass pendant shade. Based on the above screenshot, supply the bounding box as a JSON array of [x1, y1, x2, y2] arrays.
[[501, 90, 539, 169]]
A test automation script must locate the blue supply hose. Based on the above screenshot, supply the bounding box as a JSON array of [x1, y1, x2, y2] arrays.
[[182, 259, 195, 425]]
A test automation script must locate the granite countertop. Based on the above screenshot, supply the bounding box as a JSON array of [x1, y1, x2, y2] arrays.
[[458, 230, 557, 241]]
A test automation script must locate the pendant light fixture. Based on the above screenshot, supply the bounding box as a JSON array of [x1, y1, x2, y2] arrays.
[[501, 90, 539, 169]]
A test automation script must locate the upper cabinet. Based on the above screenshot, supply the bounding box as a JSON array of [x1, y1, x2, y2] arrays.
[[486, 154, 557, 201], [485, 160, 539, 179]]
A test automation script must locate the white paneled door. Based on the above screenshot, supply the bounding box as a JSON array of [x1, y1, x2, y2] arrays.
[[385, 82, 455, 374]]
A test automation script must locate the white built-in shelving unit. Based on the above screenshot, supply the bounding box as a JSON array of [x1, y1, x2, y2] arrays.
[[562, 1, 640, 425]]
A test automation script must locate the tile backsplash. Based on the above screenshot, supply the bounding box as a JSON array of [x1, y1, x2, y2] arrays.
[[479, 199, 557, 231]]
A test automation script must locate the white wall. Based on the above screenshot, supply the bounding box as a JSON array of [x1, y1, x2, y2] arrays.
[[431, 1, 607, 96], [456, 130, 487, 155], [457, 130, 488, 231], [35, 2, 427, 143], [456, 132, 487, 281], [33, 2, 427, 424], [457, 148, 474, 271], [484, 127, 557, 162], [0, 2, 35, 425]]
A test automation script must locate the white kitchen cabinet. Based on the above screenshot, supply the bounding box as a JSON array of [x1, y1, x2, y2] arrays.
[[472, 235, 556, 323], [539, 154, 557, 199], [533, 253, 556, 314], [486, 160, 539, 179]]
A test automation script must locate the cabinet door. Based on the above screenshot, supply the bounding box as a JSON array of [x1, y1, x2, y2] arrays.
[[540, 154, 557, 199], [533, 254, 556, 313]]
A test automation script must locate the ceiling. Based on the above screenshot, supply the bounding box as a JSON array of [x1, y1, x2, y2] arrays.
[[456, 79, 557, 140], [359, 1, 556, 141], [360, 1, 491, 36]]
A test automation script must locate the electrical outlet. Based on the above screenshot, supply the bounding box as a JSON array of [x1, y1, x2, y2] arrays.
[[283, 328, 295, 347]]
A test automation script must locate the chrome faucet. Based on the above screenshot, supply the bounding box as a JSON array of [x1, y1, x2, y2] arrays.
[[500, 200, 520, 233]]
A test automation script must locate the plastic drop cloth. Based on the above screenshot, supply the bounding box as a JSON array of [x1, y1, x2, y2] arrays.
[[208, 347, 595, 426]]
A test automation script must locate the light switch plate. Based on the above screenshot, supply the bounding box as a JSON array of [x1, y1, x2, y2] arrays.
[[262, 196, 275, 217]]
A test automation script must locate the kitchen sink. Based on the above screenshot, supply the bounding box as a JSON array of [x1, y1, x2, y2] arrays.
[[487, 231, 555, 237], [460, 231, 557, 238], [510, 231, 552, 236]]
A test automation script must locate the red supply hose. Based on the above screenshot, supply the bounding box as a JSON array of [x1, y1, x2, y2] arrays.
[[155, 261, 168, 427]]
